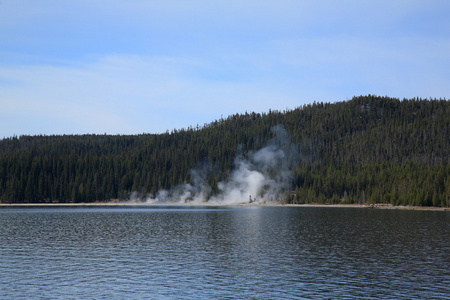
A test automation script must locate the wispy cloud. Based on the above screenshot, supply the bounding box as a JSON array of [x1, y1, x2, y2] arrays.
[[0, 54, 302, 136], [0, 0, 449, 137]]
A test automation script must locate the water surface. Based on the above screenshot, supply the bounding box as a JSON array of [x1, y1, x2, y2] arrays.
[[1, 206, 448, 299]]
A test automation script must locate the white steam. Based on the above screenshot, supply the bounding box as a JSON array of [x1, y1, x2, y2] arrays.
[[126, 125, 297, 204]]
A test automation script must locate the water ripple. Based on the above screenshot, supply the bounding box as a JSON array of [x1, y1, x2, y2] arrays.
[[1, 207, 448, 299]]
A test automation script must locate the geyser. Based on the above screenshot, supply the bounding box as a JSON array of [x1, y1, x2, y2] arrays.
[[128, 125, 297, 204]]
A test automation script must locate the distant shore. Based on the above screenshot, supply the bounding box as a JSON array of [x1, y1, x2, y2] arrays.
[[0, 202, 448, 211]]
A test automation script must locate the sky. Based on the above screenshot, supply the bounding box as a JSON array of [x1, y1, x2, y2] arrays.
[[1, 0, 449, 138]]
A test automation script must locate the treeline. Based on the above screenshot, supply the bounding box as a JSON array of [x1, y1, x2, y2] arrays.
[[0, 95, 449, 206]]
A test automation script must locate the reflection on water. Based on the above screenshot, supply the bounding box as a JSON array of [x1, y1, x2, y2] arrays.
[[0, 206, 449, 299]]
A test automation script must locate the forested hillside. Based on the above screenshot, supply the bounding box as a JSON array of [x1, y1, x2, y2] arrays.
[[1, 95, 449, 206]]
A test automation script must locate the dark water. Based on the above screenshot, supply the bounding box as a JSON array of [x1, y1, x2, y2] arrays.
[[1, 206, 448, 299]]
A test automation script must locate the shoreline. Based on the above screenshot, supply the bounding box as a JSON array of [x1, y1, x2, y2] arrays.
[[0, 202, 448, 211]]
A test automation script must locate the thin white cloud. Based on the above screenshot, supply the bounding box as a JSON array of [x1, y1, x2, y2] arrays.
[[0, 54, 303, 136], [0, 0, 449, 137]]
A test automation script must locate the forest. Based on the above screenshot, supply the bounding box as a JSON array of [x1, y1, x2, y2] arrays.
[[0, 95, 449, 206]]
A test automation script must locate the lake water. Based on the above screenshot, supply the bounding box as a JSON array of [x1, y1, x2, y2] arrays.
[[0, 206, 448, 299]]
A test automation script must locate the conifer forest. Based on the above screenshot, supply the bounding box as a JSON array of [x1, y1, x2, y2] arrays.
[[1, 95, 449, 206]]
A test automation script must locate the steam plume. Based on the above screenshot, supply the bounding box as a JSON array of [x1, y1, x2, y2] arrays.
[[127, 125, 297, 204]]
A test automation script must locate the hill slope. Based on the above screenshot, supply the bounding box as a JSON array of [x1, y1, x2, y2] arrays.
[[0, 95, 449, 206]]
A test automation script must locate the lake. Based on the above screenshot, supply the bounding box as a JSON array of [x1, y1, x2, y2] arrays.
[[0, 205, 448, 299]]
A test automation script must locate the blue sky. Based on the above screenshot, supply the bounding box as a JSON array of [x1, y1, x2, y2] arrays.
[[1, 0, 449, 137]]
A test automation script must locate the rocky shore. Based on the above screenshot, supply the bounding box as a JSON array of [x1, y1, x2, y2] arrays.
[[1, 201, 448, 211]]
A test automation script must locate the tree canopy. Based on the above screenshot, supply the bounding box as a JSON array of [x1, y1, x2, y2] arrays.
[[1, 95, 448, 206]]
